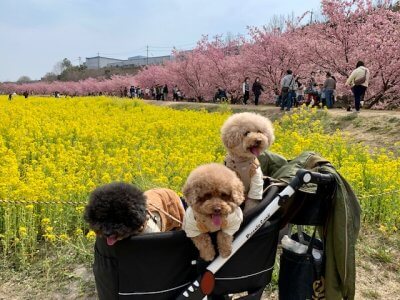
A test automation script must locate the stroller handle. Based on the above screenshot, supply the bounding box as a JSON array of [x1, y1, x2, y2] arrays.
[[176, 169, 335, 300], [289, 169, 335, 190]]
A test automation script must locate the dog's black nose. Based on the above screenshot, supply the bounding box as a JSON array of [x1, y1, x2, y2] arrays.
[[255, 139, 261, 145], [103, 231, 112, 237], [213, 207, 221, 214]]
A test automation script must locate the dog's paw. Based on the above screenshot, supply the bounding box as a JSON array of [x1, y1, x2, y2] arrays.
[[217, 231, 233, 258], [191, 233, 216, 262], [200, 248, 216, 261], [218, 246, 232, 258]]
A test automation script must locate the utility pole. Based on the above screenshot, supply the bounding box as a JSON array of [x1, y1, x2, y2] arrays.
[[78, 56, 82, 66], [97, 52, 100, 69], [310, 10, 313, 24], [146, 45, 149, 65]]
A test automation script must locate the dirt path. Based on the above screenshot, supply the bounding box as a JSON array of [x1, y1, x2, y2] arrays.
[[145, 99, 400, 116]]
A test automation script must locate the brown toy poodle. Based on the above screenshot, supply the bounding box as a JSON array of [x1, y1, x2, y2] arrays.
[[84, 182, 185, 246], [221, 112, 275, 212], [182, 163, 245, 261]]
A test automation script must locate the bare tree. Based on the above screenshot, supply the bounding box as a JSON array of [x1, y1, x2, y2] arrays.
[[17, 76, 31, 83], [52, 58, 73, 75], [266, 14, 286, 32]]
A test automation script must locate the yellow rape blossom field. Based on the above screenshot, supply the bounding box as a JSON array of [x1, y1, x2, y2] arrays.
[[0, 95, 399, 264]]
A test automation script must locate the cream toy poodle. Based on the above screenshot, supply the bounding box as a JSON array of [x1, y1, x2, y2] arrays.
[[221, 112, 275, 213], [182, 163, 245, 261]]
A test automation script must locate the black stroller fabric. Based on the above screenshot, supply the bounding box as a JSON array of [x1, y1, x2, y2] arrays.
[[278, 230, 325, 300], [213, 218, 279, 296], [94, 230, 198, 300], [93, 187, 281, 300]]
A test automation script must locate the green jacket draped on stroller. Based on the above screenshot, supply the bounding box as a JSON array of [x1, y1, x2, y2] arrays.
[[259, 151, 361, 300]]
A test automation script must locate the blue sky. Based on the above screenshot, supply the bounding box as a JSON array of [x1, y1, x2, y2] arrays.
[[0, 0, 322, 82]]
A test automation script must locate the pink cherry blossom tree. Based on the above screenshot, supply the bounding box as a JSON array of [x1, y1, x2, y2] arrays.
[[2, 0, 399, 108], [296, 0, 400, 107]]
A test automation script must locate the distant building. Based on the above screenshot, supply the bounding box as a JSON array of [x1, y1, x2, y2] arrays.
[[85, 56, 126, 69], [85, 54, 172, 69]]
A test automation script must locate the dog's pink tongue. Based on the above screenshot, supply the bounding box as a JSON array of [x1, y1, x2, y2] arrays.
[[250, 147, 261, 156], [212, 214, 222, 226], [106, 236, 118, 246]]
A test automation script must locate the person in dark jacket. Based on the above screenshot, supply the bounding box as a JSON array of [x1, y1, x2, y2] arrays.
[[173, 85, 178, 101], [214, 86, 227, 102], [280, 70, 295, 111], [252, 77, 264, 106], [162, 84, 169, 101], [129, 86, 135, 98]]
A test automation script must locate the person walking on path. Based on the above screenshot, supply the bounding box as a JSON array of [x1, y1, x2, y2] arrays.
[[323, 72, 336, 108], [346, 61, 370, 112], [242, 77, 250, 105], [129, 86, 135, 98], [162, 84, 169, 101], [252, 77, 264, 106], [280, 70, 295, 111]]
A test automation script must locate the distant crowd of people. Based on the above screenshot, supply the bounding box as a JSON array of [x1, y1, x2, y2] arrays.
[[5, 61, 369, 112], [275, 70, 337, 111], [239, 60, 369, 112], [126, 84, 185, 101]]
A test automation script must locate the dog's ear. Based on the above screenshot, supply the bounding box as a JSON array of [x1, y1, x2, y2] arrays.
[[182, 180, 198, 206], [230, 176, 245, 205], [263, 118, 275, 148], [221, 124, 242, 149]]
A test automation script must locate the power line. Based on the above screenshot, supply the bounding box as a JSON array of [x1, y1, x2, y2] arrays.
[[97, 43, 197, 56]]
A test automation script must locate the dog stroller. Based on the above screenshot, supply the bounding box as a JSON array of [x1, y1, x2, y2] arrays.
[[93, 169, 336, 300]]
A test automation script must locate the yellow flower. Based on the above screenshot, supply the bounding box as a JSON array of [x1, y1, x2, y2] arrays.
[[18, 227, 27, 238], [75, 228, 83, 236], [59, 234, 70, 241], [41, 218, 50, 226], [43, 234, 56, 242], [75, 206, 85, 214], [86, 230, 96, 240], [25, 204, 34, 210]]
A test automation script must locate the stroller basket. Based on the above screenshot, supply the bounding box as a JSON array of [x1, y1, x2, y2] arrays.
[[93, 170, 335, 300], [94, 186, 281, 300]]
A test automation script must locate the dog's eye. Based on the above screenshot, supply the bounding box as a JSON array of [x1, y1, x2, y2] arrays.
[[257, 130, 262, 133], [220, 193, 231, 200], [199, 193, 212, 201], [244, 131, 250, 136]]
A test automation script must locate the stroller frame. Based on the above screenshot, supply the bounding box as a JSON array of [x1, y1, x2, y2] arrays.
[[177, 170, 334, 300], [93, 169, 334, 300]]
